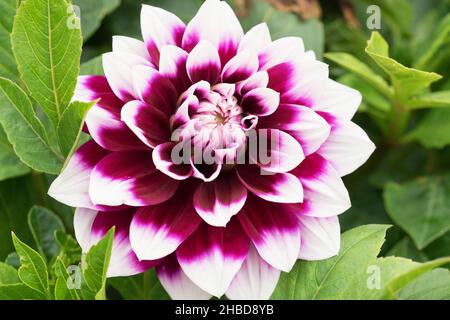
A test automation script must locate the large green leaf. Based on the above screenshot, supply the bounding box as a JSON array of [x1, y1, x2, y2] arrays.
[[0, 78, 63, 174], [12, 232, 51, 298], [0, 127, 30, 181], [11, 0, 82, 126], [73, 0, 121, 41], [57, 100, 95, 159], [28, 206, 65, 262], [271, 225, 390, 299], [239, 1, 324, 59], [109, 269, 170, 300], [409, 109, 450, 149], [0, 0, 19, 81], [82, 228, 114, 300], [384, 175, 450, 249], [325, 53, 393, 98], [365, 32, 442, 97], [399, 268, 450, 300]]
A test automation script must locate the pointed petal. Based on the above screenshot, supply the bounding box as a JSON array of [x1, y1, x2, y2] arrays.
[[298, 215, 340, 261], [48, 140, 109, 209], [237, 23, 271, 55], [259, 37, 305, 70], [318, 115, 376, 176], [90, 151, 179, 207], [259, 104, 331, 155], [177, 220, 249, 297], [186, 41, 221, 84], [237, 71, 269, 96], [112, 36, 151, 60], [159, 45, 190, 94], [241, 88, 279, 116], [193, 171, 247, 227], [121, 100, 170, 148], [226, 245, 280, 300], [141, 4, 186, 66], [222, 50, 259, 83], [291, 153, 351, 217], [183, 0, 243, 65], [152, 142, 193, 180], [238, 195, 300, 272], [156, 254, 212, 300], [103, 52, 150, 102], [236, 165, 303, 204], [132, 65, 177, 116]]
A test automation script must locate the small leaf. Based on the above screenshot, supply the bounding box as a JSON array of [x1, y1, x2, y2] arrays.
[[28, 206, 65, 262], [0, 127, 30, 181], [407, 91, 450, 110], [11, 232, 50, 298], [325, 52, 392, 98], [365, 32, 442, 96], [54, 230, 82, 266], [11, 0, 82, 126], [0, 283, 46, 300], [0, 77, 63, 174], [384, 175, 450, 249], [5, 252, 20, 269], [83, 228, 114, 300], [109, 269, 170, 300], [0, 262, 19, 285], [271, 225, 390, 299], [53, 257, 80, 300], [409, 108, 450, 149], [57, 100, 96, 159]]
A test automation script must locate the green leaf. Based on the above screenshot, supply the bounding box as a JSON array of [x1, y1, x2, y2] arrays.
[[271, 225, 390, 299], [28, 206, 65, 262], [73, 0, 121, 41], [407, 91, 450, 110], [386, 237, 428, 262], [239, 1, 324, 59], [0, 0, 19, 81], [0, 283, 46, 300], [5, 252, 20, 268], [53, 257, 80, 300], [409, 109, 450, 149], [80, 56, 103, 76], [57, 100, 95, 159], [399, 268, 450, 300], [83, 228, 114, 300], [0, 78, 63, 174], [11, 232, 50, 298], [0, 126, 30, 181], [325, 52, 393, 98], [109, 269, 170, 300], [54, 230, 82, 266], [0, 262, 19, 285], [365, 32, 442, 96], [384, 175, 450, 249], [11, 0, 82, 126]]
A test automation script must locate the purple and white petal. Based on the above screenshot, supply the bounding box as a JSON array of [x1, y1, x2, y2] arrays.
[[318, 115, 376, 176], [130, 184, 201, 260], [226, 245, 280, 300], [121, 100, 171, 148], [314, 79, 362, 121], [112, 36, 151, 61], [259, 37, 305, 70], [141, 4, 186, 66], [156, 254, 212, 300], [177, 220, 249, 297], [298, 215, 340, 261], [241, 88, 279, 116], [237, 71, 269, 96], [152, 142, 193, 180], [238, 195, 300, 272], [236, 165, 303, 204], [132, 65, 177, 116], [186, 41, 222, 84], [183, 0, 244, 65], [159, 45, 190, 94], [103, 52, 150, 102], [48, 140, 109, 209], [237, 23, 271, 55], [291, 154, 350, 217], [259, 104, 331, 155], [222, 50, 259, 83], [90, 151, 179, 207], [193, 171, 247, 227], [74, 208, 98, 252]]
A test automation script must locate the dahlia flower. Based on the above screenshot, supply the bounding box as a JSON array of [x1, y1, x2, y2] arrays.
[[49, 0, 375, 300]]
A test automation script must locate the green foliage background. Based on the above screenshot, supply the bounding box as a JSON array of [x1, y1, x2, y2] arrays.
[[0, 0, 449, 300]]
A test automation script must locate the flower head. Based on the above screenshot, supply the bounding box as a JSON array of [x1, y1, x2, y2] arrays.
[[49, 0, 375, 299]]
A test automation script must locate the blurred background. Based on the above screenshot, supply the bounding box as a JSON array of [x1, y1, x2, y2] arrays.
[[1, 0, 450, 276]]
